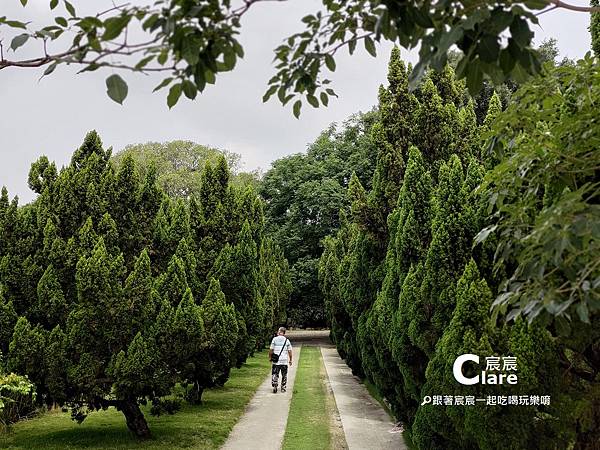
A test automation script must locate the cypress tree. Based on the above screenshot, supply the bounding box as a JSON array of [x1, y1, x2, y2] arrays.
[[210, 221, 261, 365], [45, 325, 68, 404], [155, 254, 189, 307], [0, 290, 18, 354], [36, 264, 67, 328], [431, 65, 460, 106], [591, 0, 600, 58], [8, 317, 47, 395], [0, 130, 288, 438], [413, 77, 459, 169], [410, 155, 473, 356], [187, 278, 238, 403], [481, 91, 503, 166], [412, 259, 496, 450]]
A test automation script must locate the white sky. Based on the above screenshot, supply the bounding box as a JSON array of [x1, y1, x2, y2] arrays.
[[0, 1, 593, 203]]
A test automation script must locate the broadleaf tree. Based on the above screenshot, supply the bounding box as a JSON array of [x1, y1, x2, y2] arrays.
[[1, 0, 598, 112]]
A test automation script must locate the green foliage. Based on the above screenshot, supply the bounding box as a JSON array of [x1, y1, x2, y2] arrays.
[[0, 131, 289, 437], [0, 291, 18, 355], [0, 371, 36, 430], [479, 55, 600, 327], [111, 141, 250, 199], [591, 0, 600, 58], [3, 1, 571, 112], [261, 112, 378, 326], [318, 48, 597, 449]]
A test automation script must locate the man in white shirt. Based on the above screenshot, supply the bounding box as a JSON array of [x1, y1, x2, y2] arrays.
[[268, 327, 293, 393]]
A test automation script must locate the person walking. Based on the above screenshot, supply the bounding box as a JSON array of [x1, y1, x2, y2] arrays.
[[269, 327, 292, 393]]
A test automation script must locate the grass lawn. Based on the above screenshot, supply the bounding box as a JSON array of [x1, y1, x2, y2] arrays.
[[282, 346, 332, 450], [0, 353, 271, 450]]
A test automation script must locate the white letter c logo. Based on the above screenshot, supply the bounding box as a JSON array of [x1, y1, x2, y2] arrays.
[[453, 354, 479, 385]]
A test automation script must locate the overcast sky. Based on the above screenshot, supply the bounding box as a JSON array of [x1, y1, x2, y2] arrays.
[[0, 1, 592, 203]]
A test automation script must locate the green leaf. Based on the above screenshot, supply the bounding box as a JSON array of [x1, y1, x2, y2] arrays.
[[134, 55, 155, 70], [157, 49, 168, 65], [182, 80, 197, 100], [167, 83, 182, 109], [306, 94, 319, 108], [320, 91, 329, 106], [477, 35, 500, 63], [105, 74, 128, 105], [10, 33, 29, 51], [510, 17, 532, 47], [20, 0, 28, 6], [262, 85, 277, 103], [205, 70, 216, 85], [153, 77, 172, 92], [50, 0, 59, 10], [293, 100, 301, 119], [436, 26, 462, 54], [103, 15, 130, 41], [55, 16, 68, 27], [466, 58, 484, 95], [348, 39, 357, 55], [324, 54, 336, 72], [4, 20, 28, 29], [223, 49, 236, 71], [64, 0, 76, 17], [364, 36, 376, 57], [41, 61, 58, 77], [576, 301, 590, 323]]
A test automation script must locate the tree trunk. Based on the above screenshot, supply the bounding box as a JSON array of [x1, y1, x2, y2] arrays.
[[186, 381, 204, 405], [118, 399, 150, 439]]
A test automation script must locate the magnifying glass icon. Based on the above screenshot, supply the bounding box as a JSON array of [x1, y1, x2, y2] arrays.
[[421, 395, 432, 406]]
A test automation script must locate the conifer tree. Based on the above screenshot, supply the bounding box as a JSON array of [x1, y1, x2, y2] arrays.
[[0, 130, 289, 437], [36, 264, 67, 328], [186, 278, 238, 403], [155, 254, 189, 307], [413, 77, 459, 169], [0, 290, 18, 354], [210, 221, 261, 365], [430, 65, 460, 106], [412, 155, 473, 356], [591, 0, 600, 58], [412, 259, 496, 449]]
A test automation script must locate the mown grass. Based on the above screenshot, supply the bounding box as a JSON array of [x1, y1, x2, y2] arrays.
[[282, 346, 331, 450], [0, 353, 271, 450]]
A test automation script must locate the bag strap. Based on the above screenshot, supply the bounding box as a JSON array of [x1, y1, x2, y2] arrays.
[[277, 338, 288, 358]]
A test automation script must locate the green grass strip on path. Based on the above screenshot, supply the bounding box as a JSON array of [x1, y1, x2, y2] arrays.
[[282, 346, 331, 450], [0, 353, 271, 450]]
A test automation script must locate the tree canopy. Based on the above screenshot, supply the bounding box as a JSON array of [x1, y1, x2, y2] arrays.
[[0, 131, 290, 437], [318, 47, 600, 449], [1, 0, 598, 113], [111, 140, 259, 198]]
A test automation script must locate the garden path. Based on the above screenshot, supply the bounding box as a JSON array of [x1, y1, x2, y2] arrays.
[[221, 330, 407, 450], [221, 346, 302, 450]]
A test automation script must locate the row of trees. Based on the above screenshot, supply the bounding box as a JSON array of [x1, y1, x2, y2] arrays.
[[0, 132, 290, 437], [261, 39, 563, 329], [318, 48, 599, 449]]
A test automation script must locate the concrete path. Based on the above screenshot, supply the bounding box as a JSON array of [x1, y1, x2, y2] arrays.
[[321, 346, 407, 450], [221, 345, 302, 450]]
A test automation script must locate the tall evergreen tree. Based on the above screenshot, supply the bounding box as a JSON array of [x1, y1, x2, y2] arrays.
[[0, 131, 290, 437], [591, 0, 600, 58]]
